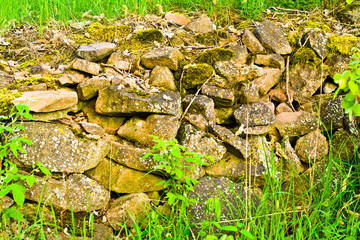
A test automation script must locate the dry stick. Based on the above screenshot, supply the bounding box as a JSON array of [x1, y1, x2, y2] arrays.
[[268, 6, 310, 13]]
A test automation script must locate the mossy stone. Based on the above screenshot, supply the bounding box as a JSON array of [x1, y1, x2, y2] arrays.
[[182, 63, 214, 89], [196, 30, 229, 46], [327, 35, 359, 56], [299, 19, 331, 32], [0, 90, 21, 116], [290, 47, 321, 68], [86, 22, 132, 42], [196, 48, 235, 66], [132, 29, 164, 44]]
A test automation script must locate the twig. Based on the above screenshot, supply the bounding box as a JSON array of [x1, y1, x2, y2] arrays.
[[268, 6, 310, 14]]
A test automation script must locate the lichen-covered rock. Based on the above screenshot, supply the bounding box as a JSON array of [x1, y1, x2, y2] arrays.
[[95, 86, 182, 117], [238, 82, 260, 103], [268, 89, 294, 103], [12, 90, 78, 113], [228, 43, 248, 66], [238, 65, 264, 82], [253, 68, 283, 94], [214, 61, 241, 84], [177, 123, 226, 163], [140, 47, 184, 71], [165, 12, 191, 26], [241, 29, 265, 54], [324, 55, 350, 78], [330, 129, 360, 162], [86, 22, 132, 42], [149, 66, 176, 90], [196, 30, 229, 46], [71, 58, 100, 75], [85, 158, 164, 193], [184, 14, 216, 34], [234, 102, 275, 127], [320, 96, 344, 131], [107, 141, 156, 172], [106, 193, 152, 230], [274, 111, 318, 137], [301, 29, 328, 59], [29, 108, 70, 121], [295, 130, 328, 163], [215, 107, 235, 125], [25, 174, 110, 212], [83, 100, 126, 134], [196, 48, 235, 66], [77, 76, 111, 100], [76, 42, 117, 62], [201, 84, 235, 107], [323, 82, 338, 94], [337, 2, 360, 24], [253, 21, 292, 55], [93, 224, 114, 240], [117, 114, 180, 147], [255, 54, 285, 69], [132, 28, 164, 45], [183, 94, 216, 126], [13, 122, 109, 173], [235, 125, 271, 137], [182, 63, 214, 89], [275, 138, 303, 175]]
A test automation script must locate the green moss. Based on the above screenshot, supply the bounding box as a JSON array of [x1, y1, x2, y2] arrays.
[[215, 107, 234, 125], [299, 19, 331, 32], [132, 29, 164, 44], [196, 48, 235, 66], [327, 35, 359, 56], [182, 63, 214, 89], [86, 22, 132, 42], [69, 34, 95, 45], [291, 47, 321, 67], [127, 89, 149, 97], [0, 90, 21, 116], [287, 32, 300, 48], [174, 58, 190, 80], [170, 30, 196, 46], [8, 75, 59, 90], [196, 30, 229, 46]]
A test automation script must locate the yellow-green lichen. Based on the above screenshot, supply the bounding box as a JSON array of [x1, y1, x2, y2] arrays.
[[8, 75, 59, 90], [196, 48, 235, 66], [196, 30, 229, 46], [86, 22, 132, 42], [69, 34, 95, 45], [182, 63, 214, 89], [0, 90, 21, 116], [132, 29, 164, 44], [287, 32, 300, 48], [327, 35, 359, 56], [291, 47, 321, 67], [299, 19, 331, 32]]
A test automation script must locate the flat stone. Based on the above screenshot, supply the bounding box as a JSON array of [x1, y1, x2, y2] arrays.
[[274, 111, 318, 137], [214, 61, 241, 85], [234, 102, 275, 127], [12, 122, 109, 173], [295, 130, 328, 163], [253, 21, 292, 55], [238, 82, 260, 103], [255, 54, 285, 69], [12, 90, 78, 113], [117, 114, 180, 147], [165, 12, 191, 26], [275, 103, 294, 114], [58, 72, 88, 86], [253, 68, 283, 94], [235, 125, 271, 137], [95, 86, 182, 117], [140, 47, 184, 71], [183, 94, 216, 126], [80, 122, 106, 136], [19, 83, 47, 92], [25, 174, 110, 212], [185, 14, 216, 34], [301, 29, 328, 59], [77, 76, 111, 100], [241, 28, 265, 54], [85, 158, 164, 193], [149, 65, 176, 90], [228, 43, 248, 67], [76, 42, 117, 62], [71, 58, 100, 75], [30, 108, 70, 121], [107, 51, 134, 70], [201, 84, 235, 107]]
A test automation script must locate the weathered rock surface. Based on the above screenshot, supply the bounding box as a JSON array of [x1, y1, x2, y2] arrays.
[[182, 63, 214, 89], [255, 54, 285, 69], [25, 174, 110, 212], [71, 58, 100, 75], [165, 12, 191, 26], [330, 129, 360, 162], [274, 111, 318, 137], [238, 82, 260, 103], [140, 47, 183, 71], [12, 90, 78, 112], [76, 42, 117, 62], [117, 114, 180, 147], [289, 65, 325, 98], [185, 14, 216, 34], [85, 158, 164, 193], [241, 28, 265, 54], [324, 55, 350, 78], [275, 138, 303, 175], [295, 130, 329, 163], [58, 72, 88, 86], [149, 66, 177, 90], [80, 121, 106, 136], [14, 122, 109, 173], [228, 43, 248, 66], [253, 21, 292, 55], [302, 29, 328, 59], [253, 68, 283, 94], [337, 3, 360, 24], [106, 193, 152, 230], [214, 61, 241, 84], [320, 96, 344, 130], [183, 94, 216, 125], [77, 76, 111, 100], [95, 86, 182, 117], [234, 102, 275, 127], [201, 84, 235, 107]]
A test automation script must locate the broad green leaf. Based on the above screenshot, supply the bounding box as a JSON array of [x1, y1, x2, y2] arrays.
[[352, 103, 360, 116], [342, 93, 355, 109], [240, 229, 255, 239], [40, 166, 51, 176], [221, 225, 238, 232], [26, 175, 38, 187], [10, 182, 27, 207], [0, 188, 11, 197], [348, 80, 359, 95], [346, 0, 354, 4], [333, 73, 342, 83]]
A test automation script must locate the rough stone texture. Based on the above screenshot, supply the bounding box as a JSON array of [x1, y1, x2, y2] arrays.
[[275, 138, 303, 175], [106, 193, 152, 230], [188, 177, 261, 236], [140, 47, 184, 71], [201, 84, 235, 107], [337, 3, 360, 24], [165, 12, 191, 26], [253, 21, 292, 55], [85, 158, 164, 193], [210, 125, 249, 158], [77, 76, 111, 100], [25, 174, 110, 212], [107, 141, 156, 172], [241, 28, 265, 54], [182, 63, 214, 89], [19, 83, 47, 92], [107, 51, 133, 70], [58, 72, 88, 86], [117, 114, 180, 147], [324, 55, 350, 78], [29, 108, 70, 121], [323, 82, 337, 94], [234, 102, 275, 127], [238, 65, 264, 82], [320, 96, 344, 130], [1, 196, 14, 210], [76, 42, 117, 62], [0, 72, 13, 89], [93, 223, 114, 240], [214, 61, 241, 84], [184, 14, 216, 34], [295, 130, 328, 163], [83, 100, 126, 134], [255, 54, 285, 69], [235, 125, 271, 137], [228, 43, 248, 67], [149, 65, 177, 90], [13, 122, 109, 173], [80, 122, 106, 136], [276, 103, 294, 114], [96, 86, 182, 117], [301, 29, 328, 59], [71, 58, 100, 75], [12, 90, 78, 113], [183, 94, 216, 126], [330, 129, 360, 162], [289, 65, 325, 98], [177, 123, 226, 163], [238, 82, 260, 103], [268, 89, 294, 103], [253, 68, 283, 94], [274, 111, 318, 137]]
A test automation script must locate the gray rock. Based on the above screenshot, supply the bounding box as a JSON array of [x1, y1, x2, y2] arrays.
[[301, 29, 328, 59], [337, 3, 360, 24], [324, 55, 350, 78], [185, 15, 216, 34], [253, 68, 283, 94], [255, 54, 285, 69], [238, 82, 260, 103], [80, 122, 106, 136], [71, 58, 101, 75], [274, 111, 318, 137], [140, 47, 184, 71], [183, 94, 216, 126], [149, 65, 177, 90], [77, 76, 111, 100], [320, 96, 344, 131], [13, 122, 109, 173], [330, 129, 360, 162], [228, 43, 248, 66], [76, 42, 117, 62], [241, 28, 265, 54], [253, 21, 292, 55], [58, 72, 88, 86], [295, 130, 328, 163], [214, 61, 241, 85], [201, 84, 235, 107], [95, 86, 182, 117], [19, 83, 47, 92], [275, 138, 303, 175], [234, 102, 275, 127], [93, 223, 113, 240]]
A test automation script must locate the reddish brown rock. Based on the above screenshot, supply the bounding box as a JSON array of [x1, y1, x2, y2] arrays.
[[165, 12, 191, 26]]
